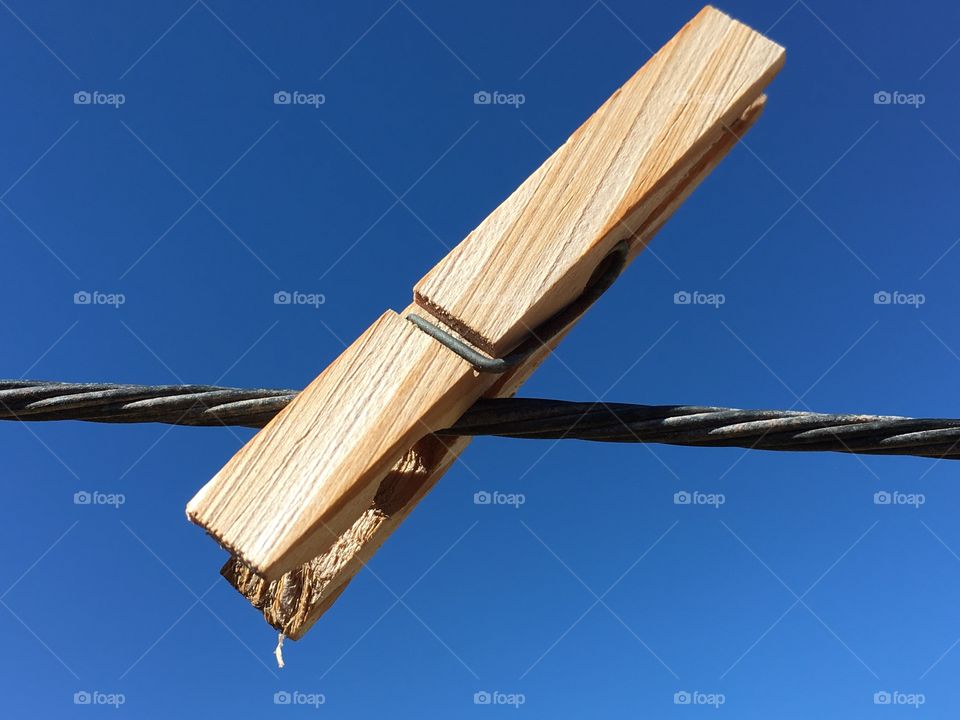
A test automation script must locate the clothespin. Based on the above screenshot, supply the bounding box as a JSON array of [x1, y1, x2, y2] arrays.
[[187, 6, 785, 634]]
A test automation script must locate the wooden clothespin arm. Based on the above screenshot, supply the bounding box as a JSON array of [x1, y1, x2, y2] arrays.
[[187, 5, 785, 637]]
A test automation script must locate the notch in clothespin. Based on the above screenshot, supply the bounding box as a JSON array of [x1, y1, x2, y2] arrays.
[[187, 6, 785, 609]]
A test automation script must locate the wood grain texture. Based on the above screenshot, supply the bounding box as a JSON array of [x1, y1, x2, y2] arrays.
[[196, 5, 783, 626], [187, 309, 500, 579], [415, 6, 784, 356], [220, 96, 770, 639]]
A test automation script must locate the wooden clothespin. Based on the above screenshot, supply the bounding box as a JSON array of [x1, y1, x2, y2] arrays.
[[188, 6, 785, 637]]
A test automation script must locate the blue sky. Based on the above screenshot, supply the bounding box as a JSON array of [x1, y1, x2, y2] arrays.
[[2, 0, 960, 716]]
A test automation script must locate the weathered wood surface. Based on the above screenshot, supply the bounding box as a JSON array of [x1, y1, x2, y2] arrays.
[[193, 5, 784, 630]]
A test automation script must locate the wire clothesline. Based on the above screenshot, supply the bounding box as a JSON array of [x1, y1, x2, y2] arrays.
[[2, 379, 959, 460]]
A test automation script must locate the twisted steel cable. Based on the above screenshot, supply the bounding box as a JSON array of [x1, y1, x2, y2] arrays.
[[1, 380, 959, 460]]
